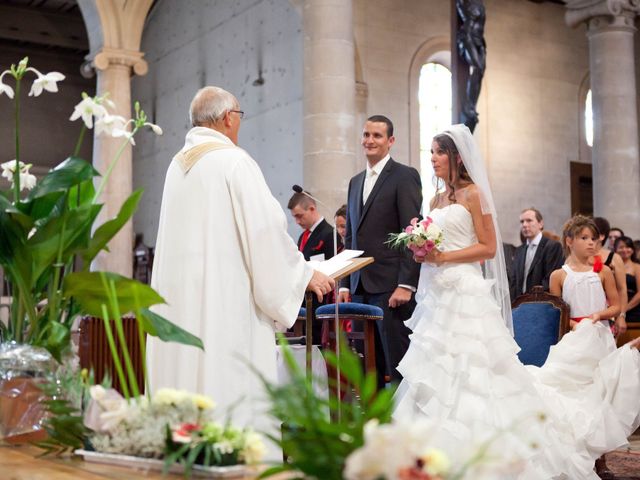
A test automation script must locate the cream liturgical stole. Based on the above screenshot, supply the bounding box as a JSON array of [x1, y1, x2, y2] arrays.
[[174, 141, 238, 173]]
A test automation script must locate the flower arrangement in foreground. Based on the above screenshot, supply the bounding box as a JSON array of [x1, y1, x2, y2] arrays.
[[264, 339, 547, 480], [83, 386, 265, 475], [387, 217, 443, 257]]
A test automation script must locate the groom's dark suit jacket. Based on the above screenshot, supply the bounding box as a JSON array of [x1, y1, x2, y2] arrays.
[[509, 236, 564, 302], [342, 159, 422, 294], [342, 157, 422, 384]]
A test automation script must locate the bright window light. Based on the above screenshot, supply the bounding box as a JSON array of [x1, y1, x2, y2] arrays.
[[419, 62, 452, 206]]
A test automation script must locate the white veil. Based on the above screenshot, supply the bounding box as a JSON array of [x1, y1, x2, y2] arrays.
[[441, 124, 514, 335]]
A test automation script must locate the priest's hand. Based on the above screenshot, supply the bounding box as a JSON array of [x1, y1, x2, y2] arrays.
[[307, 270, 335, 302]]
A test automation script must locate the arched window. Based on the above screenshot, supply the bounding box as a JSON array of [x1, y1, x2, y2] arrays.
[[419, 62, 452, 203], [585, 89, 593, 148]]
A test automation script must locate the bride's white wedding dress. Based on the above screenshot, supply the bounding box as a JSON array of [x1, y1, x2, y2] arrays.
[[394, 203, 640, 479]]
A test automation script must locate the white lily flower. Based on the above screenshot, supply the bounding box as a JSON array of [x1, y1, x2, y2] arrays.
[[70, 96, 108, 129], [103, 97, 116, 110], [1, 160, 19, 181], [112, 127, 136, 146], [0, 81, 13, 99], [1, 160, 37, 190], [144, 122, 163, 136], [95, 113, 127, 137], [0, 71, 14, 99], [20, 171, 37, 190], [28, 71, 65, 97]]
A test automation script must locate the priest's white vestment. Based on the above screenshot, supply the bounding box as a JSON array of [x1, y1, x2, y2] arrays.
[[148, 127, 313, 433]]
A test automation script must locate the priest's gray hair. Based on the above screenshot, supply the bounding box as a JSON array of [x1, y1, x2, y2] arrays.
[[189, 86, 238, 127]]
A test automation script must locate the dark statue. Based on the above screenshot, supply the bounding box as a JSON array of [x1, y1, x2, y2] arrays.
[[456, 0, 486, 132]]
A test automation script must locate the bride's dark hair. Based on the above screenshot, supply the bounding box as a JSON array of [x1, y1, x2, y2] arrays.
[[433, 133, 473, 204]]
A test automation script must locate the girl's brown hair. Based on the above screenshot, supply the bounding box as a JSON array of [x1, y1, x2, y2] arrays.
[[433, 134, 473, 204], [561, 215, 599, 257]]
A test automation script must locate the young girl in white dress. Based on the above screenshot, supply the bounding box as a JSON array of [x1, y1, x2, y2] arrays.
[[393, 124, 640, 479], [549, 215, 620, 330]]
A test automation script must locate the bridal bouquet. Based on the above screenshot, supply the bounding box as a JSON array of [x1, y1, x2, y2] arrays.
[[387, 217, 443, 257]]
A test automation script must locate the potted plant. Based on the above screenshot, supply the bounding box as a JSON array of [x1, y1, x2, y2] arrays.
[[0, 57, 201, 441]]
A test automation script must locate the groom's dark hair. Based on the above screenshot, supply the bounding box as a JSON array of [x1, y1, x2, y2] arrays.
[[367, 115, 394, 137]]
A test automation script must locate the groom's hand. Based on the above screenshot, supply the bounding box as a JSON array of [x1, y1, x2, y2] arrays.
[[389, 286, 412, 308]]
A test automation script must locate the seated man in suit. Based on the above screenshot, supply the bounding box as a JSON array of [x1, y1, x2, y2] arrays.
[[288, 191, 341, 343], [509, 207, 564, 302]]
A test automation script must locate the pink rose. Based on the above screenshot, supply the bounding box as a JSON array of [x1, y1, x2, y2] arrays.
[[424, 240, 435, 251], [405, 225, 414, 234], [410, 217, 419, 227], [414, 247, 427, 257]]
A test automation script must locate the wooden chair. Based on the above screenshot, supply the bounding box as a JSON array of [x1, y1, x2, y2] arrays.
[[278, 308, 306, 345], [77, 317, 146, 395], [617, 321, 640, 347], [512, 286, 570, 367], [315, 303, 383, 377]]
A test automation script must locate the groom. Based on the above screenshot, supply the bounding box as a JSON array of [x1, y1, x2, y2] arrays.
[[339, 115, 422, 386]]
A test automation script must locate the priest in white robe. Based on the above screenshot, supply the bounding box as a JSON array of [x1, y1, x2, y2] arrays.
[[148, 86, 334, 440]]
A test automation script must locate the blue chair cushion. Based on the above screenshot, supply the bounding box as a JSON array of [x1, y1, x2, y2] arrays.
[[315, 302, 383, 319], [297, 307, 306, 319], [513, 302, 561, 367]]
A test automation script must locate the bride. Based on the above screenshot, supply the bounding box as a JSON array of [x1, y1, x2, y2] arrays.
[[393, 124, 640, 479]]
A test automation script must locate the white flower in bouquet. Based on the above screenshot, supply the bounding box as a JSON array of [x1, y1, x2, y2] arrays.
[[344, 419, 451, 480], [153, 387, 190, 406], [426, 223, 442, 239], [240, 431, 267, 465], [420, 448, 451, 477], [86, 387, 209, 458], [192, 393, 216, 410]]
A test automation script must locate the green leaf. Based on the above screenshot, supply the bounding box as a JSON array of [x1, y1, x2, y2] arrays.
[[26, 157, 99, 202], [40, 321, 71, 363], [28, 204, 100, 283], [138, 308, 204, 350], [81, 189, 143, 264], [67, 179, 96, 208], [63, 272, 166, 315]]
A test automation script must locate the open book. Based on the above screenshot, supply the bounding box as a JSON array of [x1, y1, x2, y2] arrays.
[[307, 249, 364, 277]]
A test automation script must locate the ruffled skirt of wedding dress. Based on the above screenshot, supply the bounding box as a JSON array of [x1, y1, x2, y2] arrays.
[[394, 263, 640, 480]]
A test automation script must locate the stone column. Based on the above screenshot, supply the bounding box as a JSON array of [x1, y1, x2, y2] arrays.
[[78, 0, 153, 276], [566, 0, 640, 237], [91, 49, 148, 276], [303, 0, 357, 216]]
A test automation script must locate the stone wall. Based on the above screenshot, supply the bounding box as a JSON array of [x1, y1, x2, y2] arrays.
[[133, 0, 639, 247], [132, 0, 303, 245], [353, 0, 590, 244]]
